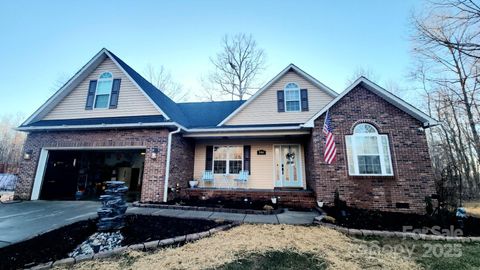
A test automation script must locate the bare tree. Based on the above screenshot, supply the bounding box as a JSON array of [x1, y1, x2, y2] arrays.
[[0, 113, 25, 173], [346, 66, 380, 85], [144, 64, 188, 102], [205, 33, 266, 100], [410, 0, 480, 198]]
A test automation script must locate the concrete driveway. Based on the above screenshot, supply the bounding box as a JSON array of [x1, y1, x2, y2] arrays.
[[0, 200, 100, 248]]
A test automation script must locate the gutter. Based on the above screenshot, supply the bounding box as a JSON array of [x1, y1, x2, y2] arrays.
[[163, 126, 182, 202], [15, 122, 187, 132]]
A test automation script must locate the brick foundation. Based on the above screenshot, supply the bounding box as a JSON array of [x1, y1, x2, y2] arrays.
[[306, 84, 435, 214], [15, 129, 170, 202], [183, 188, 317, 209]]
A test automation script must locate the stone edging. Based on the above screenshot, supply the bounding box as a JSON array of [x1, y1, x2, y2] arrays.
[[315, 220, 480, 242], [29, 223, 238, 270], [133, 201, 283, 215]]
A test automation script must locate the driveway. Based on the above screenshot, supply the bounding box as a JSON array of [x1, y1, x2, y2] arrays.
[[0, 200, 100, 248]]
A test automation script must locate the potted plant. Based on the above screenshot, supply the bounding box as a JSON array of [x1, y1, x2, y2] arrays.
[[189, 179, 199, 188]]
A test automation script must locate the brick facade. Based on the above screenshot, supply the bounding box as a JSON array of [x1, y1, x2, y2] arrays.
[[15, 128, 170, 202], [184, 188, 316, 209], [306, 84, 435, 213], [165, 133, 195, 201]]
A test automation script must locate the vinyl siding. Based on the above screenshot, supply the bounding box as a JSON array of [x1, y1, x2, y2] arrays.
[[225, 70, 334, 125], [43, 58, 161, 120], [193, 139, 306, 189]]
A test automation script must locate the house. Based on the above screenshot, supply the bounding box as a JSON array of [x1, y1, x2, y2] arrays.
[[15, 48, 437, 213]]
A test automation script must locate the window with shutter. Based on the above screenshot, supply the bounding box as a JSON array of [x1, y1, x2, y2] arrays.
[[300, 89, 309, 111], [85, 80, 97, 110]]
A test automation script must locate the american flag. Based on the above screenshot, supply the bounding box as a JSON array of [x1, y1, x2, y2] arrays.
[[323, 110, 336, 164]]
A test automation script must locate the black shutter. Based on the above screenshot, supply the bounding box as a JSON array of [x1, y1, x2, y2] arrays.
[[301, 89, 309, 111], [205, 146, 213, 171], [243, 145, 251, 174], [85, 80, 97, 110], [277, 90, 285, 112], [109, 79, 121, 109]]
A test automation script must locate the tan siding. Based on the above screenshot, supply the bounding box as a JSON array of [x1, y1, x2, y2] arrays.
[[43, 58, 161, 120], [225, 71, 334, 125], [193, 139, 306, 189]]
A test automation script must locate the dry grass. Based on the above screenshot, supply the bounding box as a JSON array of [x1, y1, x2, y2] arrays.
[[464, 200, 480, 217], [61, 224, 421, 270]]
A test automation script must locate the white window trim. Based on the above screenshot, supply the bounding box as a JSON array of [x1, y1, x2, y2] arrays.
[[284, 82, 301, 112], [93, 71, 114, 110], [347, 129, 394, 177], [212, 145, 244, 175]]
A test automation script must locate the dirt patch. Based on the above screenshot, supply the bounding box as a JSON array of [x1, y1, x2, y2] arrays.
[[65, 224, 421, 270]]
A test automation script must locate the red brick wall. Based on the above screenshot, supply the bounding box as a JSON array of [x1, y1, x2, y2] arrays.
[[15, 129, 169, 202], [184, 188, 316, 208], [166, 133, 195, 200], [306, 84, 435, 213]]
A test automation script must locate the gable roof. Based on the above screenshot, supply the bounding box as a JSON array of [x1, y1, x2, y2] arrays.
[[177, 100, 245, 128], [21, 48, 190, 128], [217, 63, 338, 126], [303, 77, 439, 128]]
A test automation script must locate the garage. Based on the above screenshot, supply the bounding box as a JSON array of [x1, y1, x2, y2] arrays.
[[38, 149, 145, 202]]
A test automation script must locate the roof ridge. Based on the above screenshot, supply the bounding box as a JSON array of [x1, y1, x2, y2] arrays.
[[106, 49, 191, 127]]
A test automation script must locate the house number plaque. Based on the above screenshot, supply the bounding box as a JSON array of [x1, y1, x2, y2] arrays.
[[257, 150, 266, 155]]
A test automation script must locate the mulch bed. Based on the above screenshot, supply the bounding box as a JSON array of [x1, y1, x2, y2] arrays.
[[0, 215, 228, 270], [322, 206, 480, 236], [154, 197, 279, 211]]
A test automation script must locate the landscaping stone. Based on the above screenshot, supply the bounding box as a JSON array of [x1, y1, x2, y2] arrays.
[[186, 233, 200, 242], [29, 262, 52, 270], [173, 235, 187, 243], [198, 231, 210, 238], [74, 254, 94, 263], [129, 243, 145, 251], [52, 257, 75, 267], [144, 240, 160, 249], [69, 231, 124, 257], [158, 238, 175, 246], [347, 229, 363, 236]]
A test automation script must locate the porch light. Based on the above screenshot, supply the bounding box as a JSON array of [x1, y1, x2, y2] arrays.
[[151, 148, 159, 159], [23, 150, 33, 160]]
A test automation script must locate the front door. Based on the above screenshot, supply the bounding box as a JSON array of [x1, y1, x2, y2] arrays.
[[274, 145, 303, 188]]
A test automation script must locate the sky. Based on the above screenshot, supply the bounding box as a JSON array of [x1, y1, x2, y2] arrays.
[[0, 0, 422, 119]]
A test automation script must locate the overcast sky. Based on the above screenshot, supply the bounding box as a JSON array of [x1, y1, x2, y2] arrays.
[[0, 0, 422, 119]]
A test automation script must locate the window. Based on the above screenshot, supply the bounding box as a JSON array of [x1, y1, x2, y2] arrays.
[[94, 72, 113, 108], [284, 82, 301, 112], [213, 146, 243, 174], [345, 123, 393, 176]]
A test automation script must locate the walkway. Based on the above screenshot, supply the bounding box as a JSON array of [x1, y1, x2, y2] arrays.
[[0, 201, 318, 248]]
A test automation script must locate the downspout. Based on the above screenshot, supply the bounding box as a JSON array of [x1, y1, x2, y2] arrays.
[[163, 126, 182, 202]]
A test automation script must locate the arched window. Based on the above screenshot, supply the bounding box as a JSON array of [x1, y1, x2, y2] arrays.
[[94, 72, 113, 108], [284, 82, 301, 112], [345, 123, 393, 176]]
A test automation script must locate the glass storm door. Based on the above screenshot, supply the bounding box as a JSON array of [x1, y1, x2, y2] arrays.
[[274, 145, 303, 188]]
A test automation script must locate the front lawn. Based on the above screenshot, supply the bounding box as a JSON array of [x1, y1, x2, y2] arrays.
[[63, 224, 420, 270]]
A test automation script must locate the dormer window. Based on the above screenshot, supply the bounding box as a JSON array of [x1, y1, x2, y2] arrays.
[[94, 72, 113, 109], [284, 83, 301, 112]]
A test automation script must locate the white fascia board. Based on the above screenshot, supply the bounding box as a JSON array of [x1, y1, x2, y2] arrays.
[[22, 49, 108, 126], [217, 64, 338, 126], [303, 77, 439, 128], [103, 50, 171, 120], [16, 121, 184, 132], [187, 125, 304, 133]]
